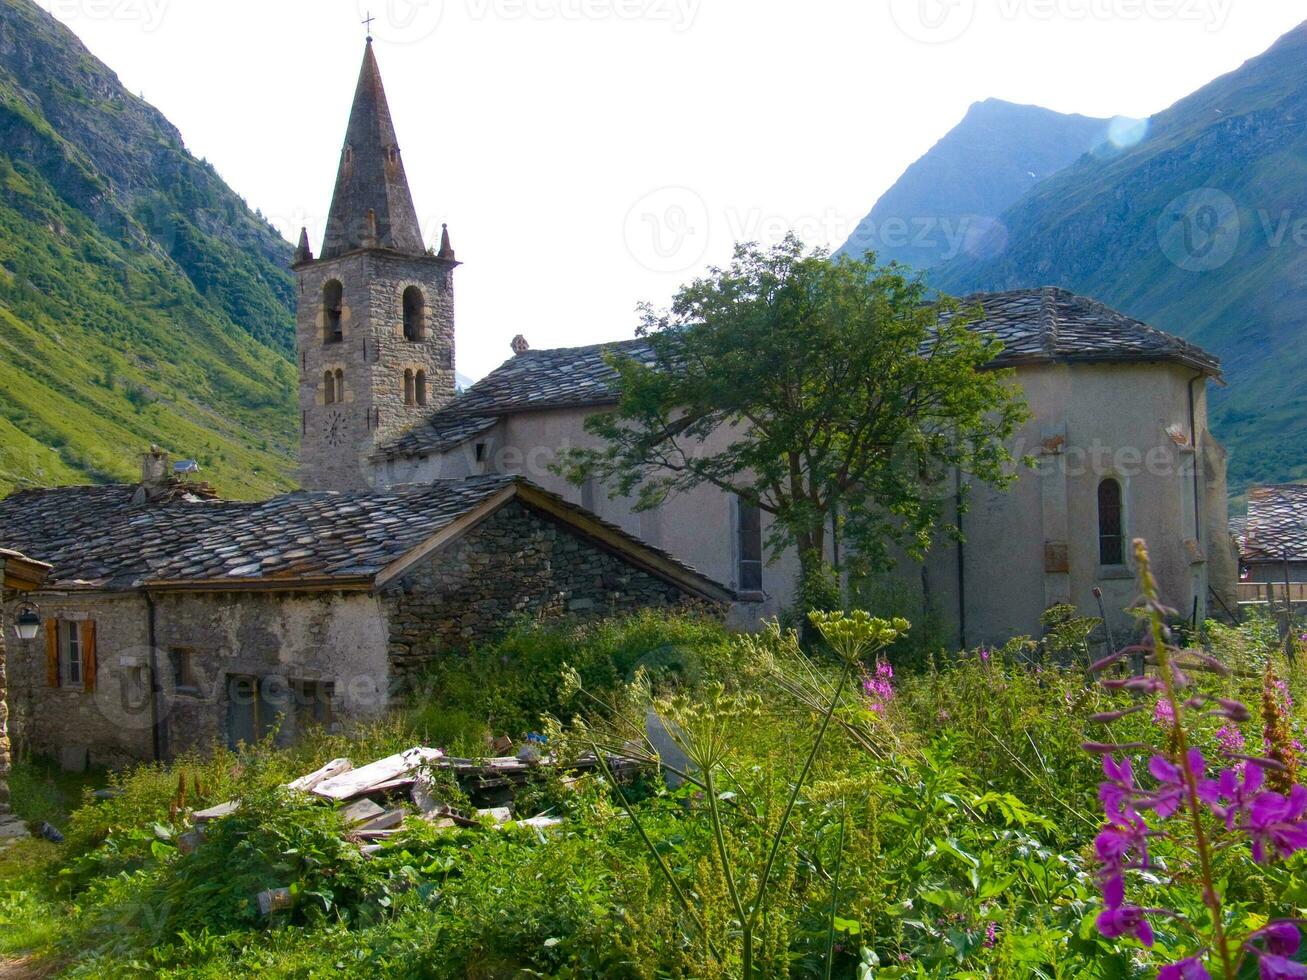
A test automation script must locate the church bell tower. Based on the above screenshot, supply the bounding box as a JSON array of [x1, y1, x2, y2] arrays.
[[294, 39, 458, 491]]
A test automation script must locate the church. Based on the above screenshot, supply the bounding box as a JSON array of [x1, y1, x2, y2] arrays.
[[0, 39, 1237, 766]]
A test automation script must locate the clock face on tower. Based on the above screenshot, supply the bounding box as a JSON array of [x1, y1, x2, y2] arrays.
[[323, 410, 346, 448]]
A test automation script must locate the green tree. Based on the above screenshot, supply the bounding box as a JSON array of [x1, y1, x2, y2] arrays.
[[558, 236, 1030, 593]]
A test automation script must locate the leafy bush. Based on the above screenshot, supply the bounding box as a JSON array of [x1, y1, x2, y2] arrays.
[[405, 610, 732, 752]]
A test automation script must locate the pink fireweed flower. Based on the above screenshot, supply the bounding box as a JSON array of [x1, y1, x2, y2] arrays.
[[1216, 725, 1246, 756], [1246, 786, 1307, 864], [862, 659, 895, 715], [1199, 762, 1263, 831], [1143, 749, 1205, 819], [1248, 921, 1302, 959], [1257, 955, 1307, 979], [1154, 699, 1176, 730], [1158, 958, 1211, 980], [1095, 906, 1154, 946]]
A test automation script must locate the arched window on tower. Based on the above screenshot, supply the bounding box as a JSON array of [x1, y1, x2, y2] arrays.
[[323, 280, 344, 344], [403, 369, 415, 406], [334, 369, 345, 403], [403, 287, 425, 342], [416, 370, 428, 407], [1098, 478, 1125, 566], [323, 370, 336, 406]]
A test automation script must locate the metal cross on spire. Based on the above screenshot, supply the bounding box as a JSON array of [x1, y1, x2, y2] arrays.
[[362, 10, 376, 41]]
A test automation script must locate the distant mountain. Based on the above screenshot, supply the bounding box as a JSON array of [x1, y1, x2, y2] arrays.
[[0, 0, 297, 498], [837, 99, 1122, 270], [934, 23, 1307, 491]]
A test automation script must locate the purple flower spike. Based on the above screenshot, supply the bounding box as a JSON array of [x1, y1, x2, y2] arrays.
[[1095, 906, 1154, 946], [1158, 957, 1211, 980], [1258, 954, 1307, 979]]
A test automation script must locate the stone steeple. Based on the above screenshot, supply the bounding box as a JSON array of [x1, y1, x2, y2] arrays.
[[321, 40, 425, 259]]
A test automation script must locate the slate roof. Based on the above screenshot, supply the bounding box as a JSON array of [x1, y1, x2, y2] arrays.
[[377, 339, 654, 459], [960, 288, 1223, 377], [0, 476, 732, 599], [318, 41, 426, 260], [1238, 485, 1307, 564], [378, 288, 1222, 460], [0, 485, 242, 589]]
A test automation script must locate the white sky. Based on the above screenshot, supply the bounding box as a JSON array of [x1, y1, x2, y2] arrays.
[[40, 0, 1307, 380]]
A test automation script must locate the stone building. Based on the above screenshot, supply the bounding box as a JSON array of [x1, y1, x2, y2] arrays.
[[371, 289, 1236, 646], [0, 469, 729, 764], [0, 548, 49, 833], [1237, 485, 1307, 583]]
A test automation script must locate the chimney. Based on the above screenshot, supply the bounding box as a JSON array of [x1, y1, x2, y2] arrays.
[[511, 335, 530, 356], [142, 445, 170, 488]]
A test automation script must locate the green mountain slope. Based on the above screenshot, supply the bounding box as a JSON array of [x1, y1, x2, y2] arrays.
[[837, 99, 1120, 270], [933, 22, 1307, 492], [0, 0, 298, 499]]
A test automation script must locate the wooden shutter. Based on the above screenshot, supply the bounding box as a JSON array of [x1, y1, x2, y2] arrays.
[[82, 620, 97, 694], [45, 620, 59, 687]]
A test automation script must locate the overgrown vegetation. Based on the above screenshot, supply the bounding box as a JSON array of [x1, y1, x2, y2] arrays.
[[1, 605, 1306, 977]]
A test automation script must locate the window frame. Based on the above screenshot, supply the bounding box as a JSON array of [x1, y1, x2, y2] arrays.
[[1098, 477, 1126, 568], [59, 620, 83, 690], [736, 495, 764, 594], [402, 286, 425, 342], [169, 647, 199, 695], [322, 280, 344, 345]]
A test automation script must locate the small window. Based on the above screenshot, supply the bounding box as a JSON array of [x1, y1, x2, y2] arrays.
[[737, 496, 763, 593], [404, 369, 415, 405], [323, 370, 336, 405], [475, 442, 487, 463], [323, 280, 344, 344], [60, 621, 82, 689], [402, 286, 425, 341], [169, 648, 198, 693], [415, 370, 427, 407], [334, 369, 345, 402], [1099, 478, 1125, 566]]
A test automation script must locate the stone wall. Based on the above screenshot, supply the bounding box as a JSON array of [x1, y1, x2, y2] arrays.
[[297, 249, 457, 491], [383, 500, 706, 678], [151, 590, 391, 757], [3, 593, 154, 768], [4, 589, 392, 764]]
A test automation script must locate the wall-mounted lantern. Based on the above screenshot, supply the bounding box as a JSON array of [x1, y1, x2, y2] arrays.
[[13, 602, 41, 642]]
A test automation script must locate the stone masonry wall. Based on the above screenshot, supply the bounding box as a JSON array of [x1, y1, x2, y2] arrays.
[[297, 249, 457, 491], [3, 593, 154, 769], [383, 500, 705, 679], [151, 590, 390, 758]]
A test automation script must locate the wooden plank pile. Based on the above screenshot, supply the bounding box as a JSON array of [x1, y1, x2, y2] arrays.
[[188, 741, 637, 911]]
